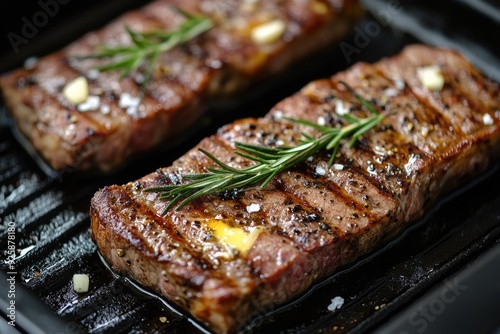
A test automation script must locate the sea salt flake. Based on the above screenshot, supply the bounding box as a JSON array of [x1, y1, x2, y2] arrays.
[[100, 105, 110, 114], [273, 110, 283, 120], [333, 163, 344, 171], [134, 73, 145, 84], [327, 296, 344, 311], [404, 154, 418, 176], [24, 56, 38, 70], [394, 79, 405, 90], [126, 106, 138, 117], [119, 93, 140, 109], [246, 203, 260, 213], [335, 100, 349, 116], [384, 87, 398, 97], [317, 116, 326, 126], [483, 113, 494, 125], [77, 96, 100, 112], [119, 93, 141, 117], [87, 69, 100, 80], [315, 165, 326, 176]]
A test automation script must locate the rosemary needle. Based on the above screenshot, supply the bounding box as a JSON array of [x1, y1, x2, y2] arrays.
[[146, 82, 384, 214], [82, 8, 213, 88]]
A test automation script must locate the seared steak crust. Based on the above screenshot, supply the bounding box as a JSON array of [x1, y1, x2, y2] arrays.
[[90, 45, 500, 333], [0, 0, 361, 172]]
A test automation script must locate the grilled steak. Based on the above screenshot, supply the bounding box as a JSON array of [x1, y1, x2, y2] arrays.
[[90, 45, 500, 333], [0, 0, 361, 172]]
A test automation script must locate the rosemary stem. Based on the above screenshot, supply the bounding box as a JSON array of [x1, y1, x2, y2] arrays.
[[146, 83, 384, 212]]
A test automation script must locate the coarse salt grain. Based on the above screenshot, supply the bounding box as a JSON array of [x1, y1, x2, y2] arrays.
[[327, 296, 344, 311], [315, 165, 326, 176], [483, 113, 494, 125], [23, 56, 38, 70], [246, 203, 260, 213], [86, 69, 100, 80], [384, 87, 398, 97], [317, 116, 326, 126], [273, 110, 283, 120], [394, 78, 405, 90], [119, 93, 141, 117], [100, 105, 111, 114], [77, 96, 100, 112], [333, 163, 344, 171], [335, 100, 349, 116]]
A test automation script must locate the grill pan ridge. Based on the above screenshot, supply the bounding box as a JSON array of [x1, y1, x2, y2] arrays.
[[1, 0, 500, 333]]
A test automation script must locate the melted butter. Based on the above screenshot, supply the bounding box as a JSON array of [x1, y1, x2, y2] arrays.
[[206, 219, 260, 255]]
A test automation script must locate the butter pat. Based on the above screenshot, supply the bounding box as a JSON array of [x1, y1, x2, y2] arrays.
[[417, 65, 445, 91], [207, 219, 260, 254], [251, 19, 286, 45], [72, 274, 90, 293], [63, 76, 89, 105]]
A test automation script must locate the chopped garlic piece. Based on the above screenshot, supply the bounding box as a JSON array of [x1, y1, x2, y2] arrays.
[[63, 76, 89, 105], [251, 19, 286, 45], [421, 126, 429, 137], [483, 113, 494, 125], [417, 65, 445, 91], [72, 274, 89, 293]]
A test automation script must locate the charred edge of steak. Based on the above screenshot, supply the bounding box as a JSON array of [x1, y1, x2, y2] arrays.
[[90, 44, 500, 333]]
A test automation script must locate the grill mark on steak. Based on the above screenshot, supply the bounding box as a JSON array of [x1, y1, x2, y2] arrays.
[[90, 45, 500, 333]]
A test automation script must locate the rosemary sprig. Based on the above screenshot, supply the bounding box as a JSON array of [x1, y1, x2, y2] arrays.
[[146, 82, 384, 213], [83, 8, 213, 87]]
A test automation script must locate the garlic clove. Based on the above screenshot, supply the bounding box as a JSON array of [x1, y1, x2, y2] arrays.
[[63, 76, 89, 105]]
